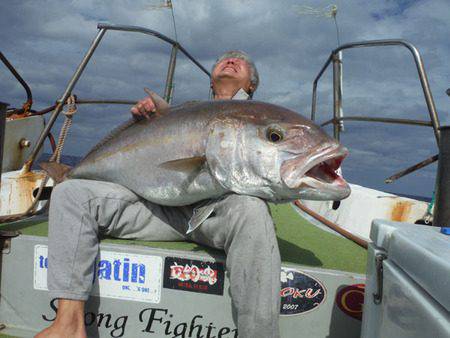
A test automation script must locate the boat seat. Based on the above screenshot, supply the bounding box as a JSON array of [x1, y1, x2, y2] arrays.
[[0, 204, 367, 273]]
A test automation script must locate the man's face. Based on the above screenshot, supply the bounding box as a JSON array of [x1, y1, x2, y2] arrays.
[[211, 57, 253, 93]]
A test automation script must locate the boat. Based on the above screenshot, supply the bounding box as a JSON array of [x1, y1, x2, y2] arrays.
[[0, 24, 448, 338]]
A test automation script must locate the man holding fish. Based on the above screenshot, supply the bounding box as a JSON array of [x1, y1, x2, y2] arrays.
[[37, 51, 349, 338]]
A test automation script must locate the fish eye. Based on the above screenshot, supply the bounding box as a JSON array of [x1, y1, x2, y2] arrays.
[[266, 127, 284, 143]]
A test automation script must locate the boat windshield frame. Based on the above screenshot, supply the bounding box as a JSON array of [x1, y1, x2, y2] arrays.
[[23, 23, 211, 170], [310, 39, 441, 144]]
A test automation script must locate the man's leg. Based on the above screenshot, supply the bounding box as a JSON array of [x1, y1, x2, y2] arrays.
[[188, 194, 281, 338], [36, 179, 188, 337], [35, 300, 85, 338]]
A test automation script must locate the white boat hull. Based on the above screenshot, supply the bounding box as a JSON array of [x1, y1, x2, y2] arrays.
[[299, 184, 430, 241]]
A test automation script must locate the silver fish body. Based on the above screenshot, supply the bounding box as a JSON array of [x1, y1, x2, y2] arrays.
[[69, 100, 350, 206]]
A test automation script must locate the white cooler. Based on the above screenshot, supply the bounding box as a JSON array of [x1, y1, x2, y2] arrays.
[[361, 219, 450, 338]]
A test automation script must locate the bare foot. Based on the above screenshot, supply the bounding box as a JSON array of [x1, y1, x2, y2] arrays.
[[35, 323, 86, 338], [35, 299, 86, 338]]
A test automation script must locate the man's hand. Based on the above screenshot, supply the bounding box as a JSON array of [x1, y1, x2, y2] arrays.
[[130, 88, 157, 120]]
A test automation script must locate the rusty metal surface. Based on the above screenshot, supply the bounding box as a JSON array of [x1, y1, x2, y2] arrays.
[[0, 170, 51, 216], [390, 200, 413, 222], [2, 115, 45, 172]]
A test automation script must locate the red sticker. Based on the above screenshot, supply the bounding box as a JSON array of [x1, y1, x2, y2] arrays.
[[335, 284, 365, 320]]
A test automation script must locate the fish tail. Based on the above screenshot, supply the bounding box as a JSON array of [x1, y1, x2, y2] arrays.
[[39, 161, 72, 183]]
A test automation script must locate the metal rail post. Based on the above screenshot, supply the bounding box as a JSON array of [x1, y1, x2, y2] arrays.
[[0, 102, 8, 187], [433, 126, 450, 227], [22, 24, 210, 172], [0, 53, 33, 113], [23, 28, 107, 170], [311, 39, 441, 144], [164, 44, 178, 104], [332, 51, 344, 140]]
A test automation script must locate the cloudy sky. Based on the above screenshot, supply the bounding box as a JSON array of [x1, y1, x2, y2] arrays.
[[1, 0, 448, 197]]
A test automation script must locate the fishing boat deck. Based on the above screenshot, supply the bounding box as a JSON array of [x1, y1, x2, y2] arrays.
[[0, 175, 368, 337], [0, 203, 367, 274]]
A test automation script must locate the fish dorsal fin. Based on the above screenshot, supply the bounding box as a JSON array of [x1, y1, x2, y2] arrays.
[[80, 90, 168, 162], [159, 156, 206, 172], [39, 161, 72, 183], [143, 88, 170, 116]]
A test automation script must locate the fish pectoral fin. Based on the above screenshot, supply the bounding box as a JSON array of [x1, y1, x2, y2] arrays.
[[39, 161, 72, 184], [159, 156, 206, 172], [187, 203, 216, 234], [143, 87, 170, 116]]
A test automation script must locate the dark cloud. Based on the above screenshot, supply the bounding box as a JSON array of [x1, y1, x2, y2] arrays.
[[0, 0, 448, 197]]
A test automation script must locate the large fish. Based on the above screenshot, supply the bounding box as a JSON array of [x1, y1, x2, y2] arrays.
[[43, 98, 350, 206]]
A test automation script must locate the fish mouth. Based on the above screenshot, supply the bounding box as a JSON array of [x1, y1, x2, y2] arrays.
[[281, 145, 351, 200], [304, 152, 346, 185]]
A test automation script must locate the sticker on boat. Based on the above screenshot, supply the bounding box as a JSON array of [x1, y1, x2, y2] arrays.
[[279, 268, 326, 315], [163, 257, 225, 295], [34, 245, 163, 303], [335, 284, 365, 320]]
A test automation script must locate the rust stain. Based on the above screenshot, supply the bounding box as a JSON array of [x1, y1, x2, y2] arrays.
[[390, 201, 413, 222], [6, 113, 32, 121], [4, 171, 45, 214]]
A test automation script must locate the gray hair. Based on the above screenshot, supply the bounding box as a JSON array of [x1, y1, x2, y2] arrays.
[[212, 50, 260, 95]]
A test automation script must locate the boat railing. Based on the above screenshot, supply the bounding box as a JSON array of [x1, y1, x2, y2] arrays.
[[24, 23, 211, 170], [0, 52, 33, 115], [311, 39, 441, 144]]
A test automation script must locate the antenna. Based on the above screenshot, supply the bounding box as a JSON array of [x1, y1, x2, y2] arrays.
[[294, 4, 341, 46], [145, 1, 179, 101], [168, 0, 179, 43], [145, 1, 178, 42], [145, 0, 172, 10]]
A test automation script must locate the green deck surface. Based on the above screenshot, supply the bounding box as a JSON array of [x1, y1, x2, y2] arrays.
[[0, 204, 367, 274]]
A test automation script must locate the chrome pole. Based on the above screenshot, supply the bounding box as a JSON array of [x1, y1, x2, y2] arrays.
[[320, 116, 433, 127], [332, 39, 440, 143], [24, 28, 107, 170], [433, 126, 450, 227], [332, 52, 343, 140], [337, 51, 344, 132], [311, 39, 441, 143], [164, 44, 178, 103], [0, 102, 8, 187], [311, 55, 332, 121], [97, 23, 210, 77]]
